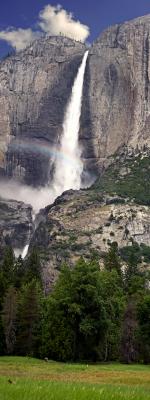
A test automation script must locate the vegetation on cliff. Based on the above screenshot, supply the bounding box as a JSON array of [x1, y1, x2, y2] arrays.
[[93, 151, 150, 205]]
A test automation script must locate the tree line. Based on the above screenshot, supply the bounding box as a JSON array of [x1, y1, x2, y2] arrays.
[[0, 243, 150, 363]]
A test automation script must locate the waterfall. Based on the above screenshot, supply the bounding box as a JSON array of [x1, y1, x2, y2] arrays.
[[52, 50, 88, 196], [8, 51, 89, 259], [22, 244, 29, 259], [14, 244, 29, 259]]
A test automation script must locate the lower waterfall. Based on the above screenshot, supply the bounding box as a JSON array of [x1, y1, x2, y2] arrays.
[[21, 244, 29, 259]]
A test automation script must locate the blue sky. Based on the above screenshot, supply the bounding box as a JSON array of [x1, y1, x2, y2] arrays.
[[0, 0, 150, 57]]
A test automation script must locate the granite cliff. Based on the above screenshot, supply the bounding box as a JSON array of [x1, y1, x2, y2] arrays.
[[80, 15, 150, 175], [0, 15, 150, 184], [0, 15, 150, 282], [0, 37, 86, 185]]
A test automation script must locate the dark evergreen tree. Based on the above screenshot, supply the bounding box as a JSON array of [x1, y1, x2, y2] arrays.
[[16, 279, 42, 356], [99, 269, 125, 361], [0, 247, 15, 354], [104, 242, 122, 275], [2, 286, 18, 354], [71, 258, 107, 361], [13, 255, 25, 288], [120, 301, 139, 363], [1, 246, 15, 288], [137, 295, 150, 363], [24, 248, 42, 285]]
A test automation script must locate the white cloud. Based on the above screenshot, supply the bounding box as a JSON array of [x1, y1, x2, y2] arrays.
[[39, 5, 90, 42], [0, 28, 40, 51], [0, 4, 90, 52]]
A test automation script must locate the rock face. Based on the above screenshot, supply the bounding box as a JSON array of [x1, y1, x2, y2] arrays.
[[0, 37, 85, 185], [0, 198, 33, 254], [80, 15, 150, 175], [0, 15, 150, 283], [0, 15, 150, 184], [30, 188, 150, 291]]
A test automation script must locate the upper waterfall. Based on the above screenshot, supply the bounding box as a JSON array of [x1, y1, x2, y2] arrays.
[[52, 50, 89, 196], [0, 51, 89, 218]]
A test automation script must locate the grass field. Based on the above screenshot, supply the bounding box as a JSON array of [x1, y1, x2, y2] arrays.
[[0, 357, 150, 399]]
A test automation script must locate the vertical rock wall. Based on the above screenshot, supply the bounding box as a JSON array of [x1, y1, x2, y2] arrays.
[[0, 37, 85, 185], [80, 15, 150, 175]]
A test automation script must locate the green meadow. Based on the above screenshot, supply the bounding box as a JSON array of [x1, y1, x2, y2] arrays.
[[0, 357, 150, 400]]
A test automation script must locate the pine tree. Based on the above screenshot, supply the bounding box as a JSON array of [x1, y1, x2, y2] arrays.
[[2, 286, 18, 354], [1, 246, 15, 288], [13, 255, 25, 288], [24, 248, 42, 285], [16, 279, 42, 356], [137, 295, 150, 363], [99, 269, 125, 361], [120, 301, 139, 363], [104, 242, 122, 275]]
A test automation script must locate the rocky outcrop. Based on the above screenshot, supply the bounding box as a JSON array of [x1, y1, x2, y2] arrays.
[[30, 188, 150, 291], [80, 15, 150, 175], [0, 198, 33, 255], [0, 37, 85, 185]]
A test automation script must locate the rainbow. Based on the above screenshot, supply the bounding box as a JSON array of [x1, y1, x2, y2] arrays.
[[9, 138, 83, 167]]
